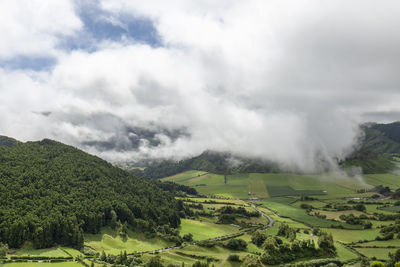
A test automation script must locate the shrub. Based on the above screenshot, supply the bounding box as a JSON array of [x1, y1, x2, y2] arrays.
[[227, 254, 240, 262], [370, 261, 386, 267]]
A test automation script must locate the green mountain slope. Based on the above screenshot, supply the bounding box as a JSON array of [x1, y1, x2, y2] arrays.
[[341, 122, 400, 173], [362, 122, 400, 154], [0, 136, 183, 249], [138, 151, 279, 179]]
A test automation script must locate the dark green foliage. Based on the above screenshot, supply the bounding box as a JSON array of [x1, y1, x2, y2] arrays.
[[300, 203, 314, 210], [196, 240, 217, 248], [343, 148, 395, 174], [191, 261, 208, 267], [354, 203, 366, 212], [341, 122, 400, 173], [0, 136, 20, 147], [227, 254, 240, 262], [217, 205, 259, 224], [339, 214, 363, 225], [388, 249, 400, 267], [0, 137, 183, 249], [277, 224, 297, 241], [156, 181, 198, 195], [261, 236, 319, 265], [183, 233, 193, 242], [147, 255, 164, 267], [0, 242, 8, 257], [251, 230, 267, 247], [317, 232, 336, 256], [224, 238, 247, 251]]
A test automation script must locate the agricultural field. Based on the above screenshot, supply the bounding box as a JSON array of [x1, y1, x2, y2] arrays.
[[160, 169, 400, 265], [260, 198, 363, 229], [179, 219, 239, 241], [2, 263, 84, 267], [266, 185, 326, 197], [84, 227, 172, 255]]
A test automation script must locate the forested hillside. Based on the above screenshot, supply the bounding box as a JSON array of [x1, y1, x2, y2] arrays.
[[0, 137, 183, 249], [136, 151, 279, 179], [341, 122, 400, 173]]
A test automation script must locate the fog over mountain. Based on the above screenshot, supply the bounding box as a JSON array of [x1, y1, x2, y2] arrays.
[[1, 0, 400, 172]]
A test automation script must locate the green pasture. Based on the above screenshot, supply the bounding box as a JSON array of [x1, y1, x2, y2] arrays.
[[179, 219, 238, 241], [260, 198, 362, 229], [248, 175, 269, 198], [364, 173, 400, 188], [312, 210, 366, 221], [356, 239, 400, 247], [84, 227, 170, 254], [165, 171, 371, 200], [323, 228, 380, 243], [335, 243, 359, 261], [178, 245, 250, 266], [267, 186, 325, 197], [354, 247, 397, 260], [9, 243, 82, 258], [2, 263, 83, 267], [381, 205, 400, 212], [161, 170, 209, 183]]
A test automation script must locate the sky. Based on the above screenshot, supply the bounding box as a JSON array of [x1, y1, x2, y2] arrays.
[[0, 0, 400, 171]]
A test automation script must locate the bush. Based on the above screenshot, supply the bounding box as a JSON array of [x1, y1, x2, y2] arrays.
[[370, 261, 386, 267], [183, 233, 193, 242], [227, 254, 241, 262], [224, 239, 247, 251]]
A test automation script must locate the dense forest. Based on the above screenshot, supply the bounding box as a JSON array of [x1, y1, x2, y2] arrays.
[[0, 136, 184, 249]]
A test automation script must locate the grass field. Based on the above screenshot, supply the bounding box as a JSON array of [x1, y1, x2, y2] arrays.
[[9, 243, 82, 258], [179, 219, 238, 240], [291, 200, 327, 209], [354, 247, 397, 260], [165, 171, 372, 200], [161, 170, 209, 183], [260, 198, 362, 229], [356, 239, 400, 247], [2, 263, 83, 267], [335, 243, 359, 261], [84, 227, 171, 254], [267, 185, 326, 197], [381, 205, 400, 212], [364, 173, 400, 188], [323, 228, 380, 243], [312, 210, 366, 221]]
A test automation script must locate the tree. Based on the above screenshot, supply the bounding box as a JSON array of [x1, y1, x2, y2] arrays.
[[251, 230, 267, 247], [100, 250, 106, 261], [388, 249, 400, 267], [147, 255, 164, 267], [183, 233, 193, 242], [318, 232, 336, 256], [120, 222, 128, 239], [224, 239, 247, 251], [0, 243, 8, 257]]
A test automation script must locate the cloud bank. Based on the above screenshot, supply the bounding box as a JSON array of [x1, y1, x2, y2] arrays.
[[1, 0, 400, 172]]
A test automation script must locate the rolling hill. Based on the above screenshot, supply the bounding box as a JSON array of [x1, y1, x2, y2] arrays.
[[0, 136, 183, 249]]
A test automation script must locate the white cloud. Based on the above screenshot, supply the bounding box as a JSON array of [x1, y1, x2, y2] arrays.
[[0, 0, 82, 60], [0, 0, 400, 172]]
